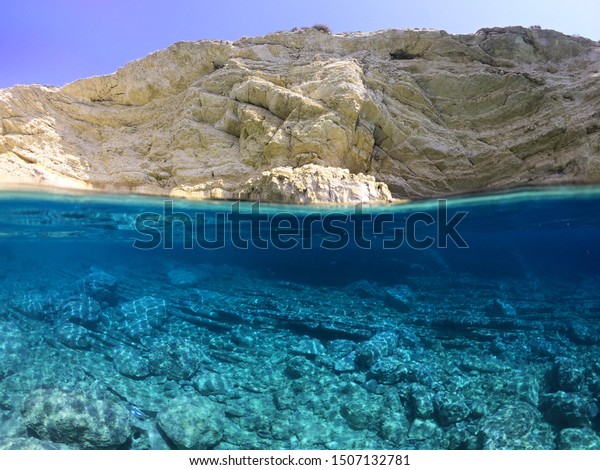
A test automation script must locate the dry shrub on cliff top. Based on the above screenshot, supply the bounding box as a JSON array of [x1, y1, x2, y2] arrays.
[[290, 24, 332, 34], [312, 24, 332, 34]]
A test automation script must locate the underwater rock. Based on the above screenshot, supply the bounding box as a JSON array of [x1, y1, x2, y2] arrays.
[[193, 371, 235, 398], [434, 392, 471, 426], [566, 321, 600, 345], [290, 338, 326, 359], [384, 286, 414, 313], [407, 419, 443, 442], [0, 322, 28, 379], [345, 280, 383, 300], [230, 396, 282, 442], [527, 336, 561, 358], [120, 296, 167, 341], [409, 384, 436, 419], [55, 323, 92, 350], [458, 356, 508, 374], [112, 346, 150, 379], [333, 353, 357, 373], [369, 355, 410, 385], [327, 339, 356, 358], [146, 336, 204, 380], [396, 327, 421, 348], [486, 299, 517, 317], [556, 427, 600, 450], [167, 269, 200, 287], [328, 340, 359, 372], [285, 356, 316, 379], [81, 271, 118, 304], [229, 326, 259, 348], [21, 388, 132, 449], [340, 394, 382, 431], [0, 437, 72, 450], [539, 392, 598, 427], [4, 253, 600, 451], [272, 388, 298, 411], [549, 356, 586, 392], [445, 422, 479, 450], [10, 292, 60, 322], [508, 374, 540, 407], [477, 402, 554, 449], [58, 296, 101, 327], [157, 395, 225, 449], [590, 372, 600, 404], [355, 332, 398, 369], [377, 411, 410, 445]]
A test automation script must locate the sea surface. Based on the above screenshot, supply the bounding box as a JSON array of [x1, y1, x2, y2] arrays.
[[0, 187, 599, 450]]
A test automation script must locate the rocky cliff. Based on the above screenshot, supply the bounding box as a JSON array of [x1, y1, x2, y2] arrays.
[[1, 26, 599, 203]]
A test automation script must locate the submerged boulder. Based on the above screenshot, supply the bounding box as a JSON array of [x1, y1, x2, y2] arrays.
[[112, 345, 151, 379], [556, 428, 600, 450], [58, 296, 101, 327], [81, 271, 118, 304], [145, 336, 204, 380], [10, 292, 61, 322], [477, 402, 554, 449], [340, 395, 383, 431], [384, 285, 414, 313], [548, 356, 585, 392], [55, 323, 92, 350], [157, 395, 225, 449], [119, 296, 167, 341], [355, 331, 398, 368], [539, 392, 598, 427], [21, 388, 132, 449]]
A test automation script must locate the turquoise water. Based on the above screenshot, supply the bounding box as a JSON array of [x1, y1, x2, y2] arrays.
[[0, 187, 599, 449]]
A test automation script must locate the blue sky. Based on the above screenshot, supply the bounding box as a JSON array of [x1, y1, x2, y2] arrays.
[[1, 0, 597, 88]]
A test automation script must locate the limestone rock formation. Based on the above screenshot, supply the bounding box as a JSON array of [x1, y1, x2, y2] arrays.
[[239, 164, 393, 204], [1, 26, 599, 203]]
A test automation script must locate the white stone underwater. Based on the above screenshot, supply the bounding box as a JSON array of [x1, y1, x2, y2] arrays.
[[0, 187, 599, 449]]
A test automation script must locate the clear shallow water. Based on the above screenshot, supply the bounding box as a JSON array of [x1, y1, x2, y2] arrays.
[[0, 187, 599, 449]]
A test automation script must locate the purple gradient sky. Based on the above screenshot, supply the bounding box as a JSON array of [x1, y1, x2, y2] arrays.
[[1, 0, 597, 88]]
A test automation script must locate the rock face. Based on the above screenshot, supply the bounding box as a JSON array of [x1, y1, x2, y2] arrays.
[[239, 164, 393, 204], [1, 26, 599, 203]]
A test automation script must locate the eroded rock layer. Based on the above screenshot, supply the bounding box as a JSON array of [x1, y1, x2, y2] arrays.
[[1, 27, 599, 202]]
